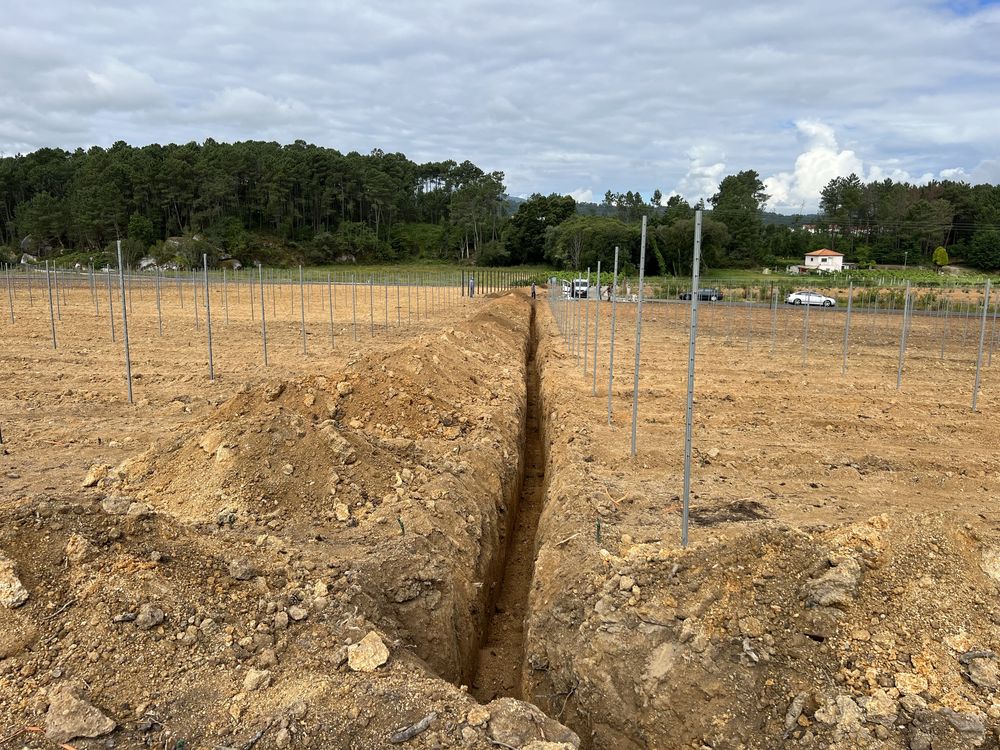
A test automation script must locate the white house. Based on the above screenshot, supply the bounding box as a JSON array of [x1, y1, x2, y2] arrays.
[[803, 249, 844, 273]]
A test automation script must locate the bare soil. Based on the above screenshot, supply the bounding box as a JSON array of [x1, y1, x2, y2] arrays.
[[4, 279, 1000, 750]]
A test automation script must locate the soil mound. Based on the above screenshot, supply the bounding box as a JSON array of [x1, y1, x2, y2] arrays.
[[0, 294, 582, 749]]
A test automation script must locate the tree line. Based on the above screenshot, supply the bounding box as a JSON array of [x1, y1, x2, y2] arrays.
[[3, 140, 1000, 273]]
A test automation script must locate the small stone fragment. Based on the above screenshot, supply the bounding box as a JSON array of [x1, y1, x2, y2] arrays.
[[288, 605, 308, 621], [466, 705, 490, 727], [243, 668, 272, 691], [82, 464, 110, 488], [348, 631, 389, 672], [228, 558, 257, 581], [45, 683, 116, 743], [0, 555, 29, 608], [135, 603, 164, 630], [334, 503, 351, 522]]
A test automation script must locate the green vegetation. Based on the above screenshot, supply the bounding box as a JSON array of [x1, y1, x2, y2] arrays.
[[3, 141, 1000, 276]]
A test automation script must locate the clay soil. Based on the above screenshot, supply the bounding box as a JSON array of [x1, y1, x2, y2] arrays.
[[4, 279, 1000, 750]]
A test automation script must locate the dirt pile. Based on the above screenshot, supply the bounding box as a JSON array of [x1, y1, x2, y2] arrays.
[[0, 294, 582, 749], [520, 304, 1000, 749]]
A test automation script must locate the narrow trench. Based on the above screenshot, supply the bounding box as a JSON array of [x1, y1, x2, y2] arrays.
[[471, 301, 545, 702]]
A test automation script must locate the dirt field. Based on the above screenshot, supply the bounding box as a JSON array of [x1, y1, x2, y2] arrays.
[[4, 278, 1000, 749]]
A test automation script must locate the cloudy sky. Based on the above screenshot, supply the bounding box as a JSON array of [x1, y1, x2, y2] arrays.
[[2, 0, 999, 212]]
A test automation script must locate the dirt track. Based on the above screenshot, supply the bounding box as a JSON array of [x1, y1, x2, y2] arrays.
[[5, 282, 1000, 749]]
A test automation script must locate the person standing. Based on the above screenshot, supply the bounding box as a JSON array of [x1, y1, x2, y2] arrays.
[[469, 274, 475, 298], [530, 281, 536, 299]]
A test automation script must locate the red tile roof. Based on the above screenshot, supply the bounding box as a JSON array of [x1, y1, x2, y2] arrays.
[[805, 249, 844, 257]]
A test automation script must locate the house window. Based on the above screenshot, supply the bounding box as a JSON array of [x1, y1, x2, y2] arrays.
[[821, 258, 828, 263]]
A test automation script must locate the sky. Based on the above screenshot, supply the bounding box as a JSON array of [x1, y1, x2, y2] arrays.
[[2, 0, 999, 213]]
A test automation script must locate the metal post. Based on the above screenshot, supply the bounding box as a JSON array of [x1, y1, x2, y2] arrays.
[[974, 280, 991, 411], [203, 255, 215, 381], [369, 276, 375, 337], [989, 299, 998, 367], [592, 260, 601, 395], [5, 264, 13, 324], [896, 281, 912, 390], [744, 290, 753, 351], [328, 272, 335, 349], [90, 263, 98, 315], [223, 268, 229, 325], [53, 262, 61, 321], [407, 274, 412, 326], [352, 273, 358, 341], [607, 247, 620, 424], [194, 278, 200, 331], [107, 268, 115, 342], [156, 269, 163, 336], [299, 265, 307, 354], [584, 266, 591, 375], [257, 264, 268, 366], [384, 275, 389, 330], [45, 261, 57, 349], [117, 241, 133, 404], [630, 215, 648, 457], [27, 266, 33, 306], [801, 291, 811, 368], [842, 282, 853, 374], [396, 274, 401, 327], [940, 298, 951, 360], [769, 286, 778, 356], [682, 209, 704, 549]]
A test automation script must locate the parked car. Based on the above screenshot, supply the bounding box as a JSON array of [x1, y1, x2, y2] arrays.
[[679, 288, 723, 301], [786, 290, 836, 307], [571, 279, 590, 298]]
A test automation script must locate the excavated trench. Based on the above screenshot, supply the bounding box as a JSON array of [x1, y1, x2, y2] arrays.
[[469, 300, 546, 702]]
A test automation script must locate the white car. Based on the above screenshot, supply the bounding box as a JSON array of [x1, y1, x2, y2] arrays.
[[786, 290, 836, 307], [571, 279, 590, 298]]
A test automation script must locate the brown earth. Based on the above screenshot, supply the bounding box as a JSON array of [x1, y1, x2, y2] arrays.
[[4, 278, 1000, 749]]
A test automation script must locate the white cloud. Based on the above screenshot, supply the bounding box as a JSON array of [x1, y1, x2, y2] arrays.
[[674, 146, 727, 204], [764, 120, 864, 212], [1, 0, 998, 200], [569, 188, 593, 203]]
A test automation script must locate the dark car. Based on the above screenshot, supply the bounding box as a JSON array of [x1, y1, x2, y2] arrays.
[[679, 288, 723, 301]]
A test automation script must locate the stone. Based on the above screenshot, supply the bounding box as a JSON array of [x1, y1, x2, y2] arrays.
[[485, 697, 580, 748], [864, 689, 898, 727], [347, 631, 389, 672], [618, 576, 635, 591], [964, 654, 1000, 690], [282, 463, 295, 476], [215, 445, 235, 463], [82, 464, 110, 488], [303, 393, 315, 407], [126, 502, 154, 519], [273, 611, 289, 629], [45, 683, 116, 744], [521, 744, 578, 750], [275, 727, 291, 747], [466, 705, 490, 727], [228, 558, 257, 581], [100, 496, 132, 515], [243, 668, 272, 691], [803, 555, 862, 608], [334, 503, 351, 522], [336, 381, 353, 396], [288, 605, 308, 621], [939, 707, 985, 743], [135, 603, 164, 630], [0, 555, 29, 608], [895, 673, 928, 696]]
